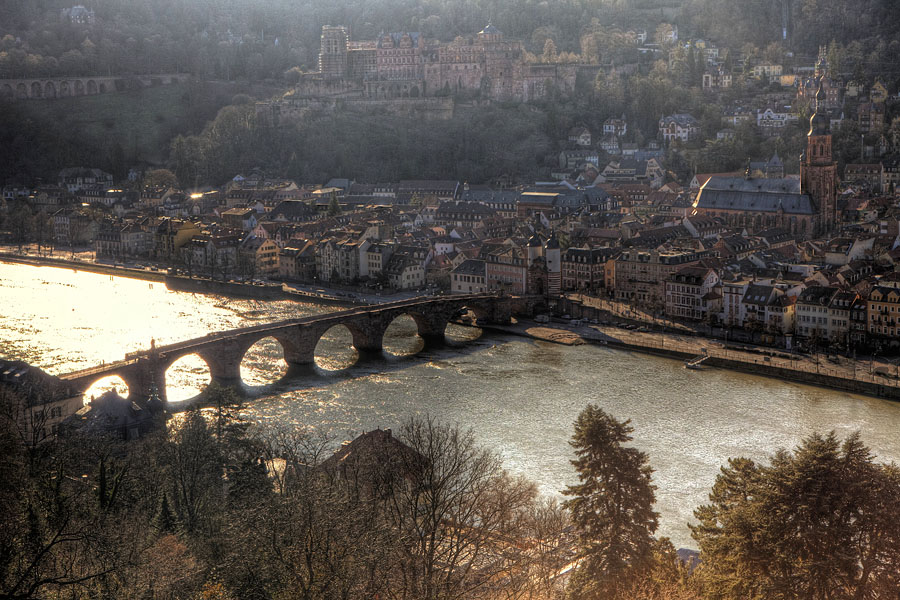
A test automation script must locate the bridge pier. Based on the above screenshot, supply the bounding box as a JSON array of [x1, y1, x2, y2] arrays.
[[413, 313, 449, 348], [349, 322, 386, 357], [488, 298, 514, 325], [198, 346, 246, 393], [280, 328, 319, 366]]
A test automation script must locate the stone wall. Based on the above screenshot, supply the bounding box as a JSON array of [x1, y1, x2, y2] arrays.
[[256, 95, 454, 126], [555, 296, 900, 401]]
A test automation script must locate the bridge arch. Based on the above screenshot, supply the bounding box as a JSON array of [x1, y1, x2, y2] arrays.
[[16, 82, 27, 99], [164, 353, 212, 403], [99, 82, 107, 93], [240, 335, 289, 386], [31, 81, 42, 98], [82, 374, 130, 403], [87, 79, 98, 94], [445, 303, 491, 342], [313, 323, 367, 370], [59, 80, 70, 97], [382, 313, 428, 356], [74, 80, 84, 95], [44, 81, 56, 98], [1, 84, 13, 100]]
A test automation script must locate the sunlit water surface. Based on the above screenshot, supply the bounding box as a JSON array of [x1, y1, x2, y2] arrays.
[[4, 261, 900, 548]]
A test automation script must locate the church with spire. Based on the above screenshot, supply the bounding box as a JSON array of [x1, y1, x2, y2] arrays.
[[802, 78, 839, 234], [692, 65, 839, 238]]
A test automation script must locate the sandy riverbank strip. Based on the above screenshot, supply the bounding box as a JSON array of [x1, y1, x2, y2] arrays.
[[481, 319, 900, 401]]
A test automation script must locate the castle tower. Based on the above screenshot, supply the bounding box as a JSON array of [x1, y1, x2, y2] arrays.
[[319, 26, 349, 78], [805, 78, 838, 235], [815, 45, 828, 78], [544, 233, 561, 296], [477, 21, 502, 44]]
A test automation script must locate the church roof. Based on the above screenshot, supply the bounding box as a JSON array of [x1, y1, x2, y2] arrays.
[[479, 23, 501, 35], [695, 176, 816, 215]]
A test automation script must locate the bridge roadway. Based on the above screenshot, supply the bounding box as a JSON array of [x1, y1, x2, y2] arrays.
[[60, 293, 526, 404]]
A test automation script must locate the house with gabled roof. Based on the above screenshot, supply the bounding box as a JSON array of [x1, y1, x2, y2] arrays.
[[867, 286, 900, 343], [665, 265, 721, 321], [795, 286, 840, 341], [658, 113, 700, 144]]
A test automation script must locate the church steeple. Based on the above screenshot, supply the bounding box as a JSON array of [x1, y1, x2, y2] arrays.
[[809, 77, 830, 137], [804, 73, 837, 235]]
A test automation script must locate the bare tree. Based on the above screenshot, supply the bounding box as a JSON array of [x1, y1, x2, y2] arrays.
[[384, 416, 540, 600], [0, 410, 145, 599]]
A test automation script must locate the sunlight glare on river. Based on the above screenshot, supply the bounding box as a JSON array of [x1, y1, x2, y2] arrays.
[[5, 261, 900, 548]]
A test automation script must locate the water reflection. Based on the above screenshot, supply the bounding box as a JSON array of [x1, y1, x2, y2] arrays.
[[382, 314, 425, 357], [314, 325, 359, 371], [240, 336, 287, 387], [83, 375, 129, 403], [445, 322, 483, 344], [165, 354, 211, 403]]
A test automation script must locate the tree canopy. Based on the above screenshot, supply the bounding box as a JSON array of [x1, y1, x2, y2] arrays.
[[562, 404, 659, 600], [692, 431, 900, 599]]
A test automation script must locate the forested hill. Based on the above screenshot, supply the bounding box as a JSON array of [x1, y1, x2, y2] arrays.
[[1, 0, 899, 82]]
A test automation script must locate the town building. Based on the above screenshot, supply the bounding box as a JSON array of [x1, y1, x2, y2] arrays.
[[279, 241, 316, 281], [385, 253, 425, 290], [153, 218, 201, 262], [0, 359, 83, 445], [451, 259, 487, 294], [239, 236, 280, 277], [795, 286, 839, 341], [664, 266, 721, 321], [613, 248, 706, 305], [702, 67, 732, 90], [58, 167, 113, 193], [603, 115, 627, 137], [658, 114, 700, 144], [867, 286, 900, 342], [304, 23, 578, 103], [561, 247, 615, 292], [844, 164, 883, 192]]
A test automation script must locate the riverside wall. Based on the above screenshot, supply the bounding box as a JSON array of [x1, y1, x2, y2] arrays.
[[552, 296, 900, 402], [0, 254, 359, 306], [0, 253, 167, 282], [164, 275, 361, 307]]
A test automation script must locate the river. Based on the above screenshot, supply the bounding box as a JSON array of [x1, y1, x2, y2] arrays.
[[3, 261, 900, 549]]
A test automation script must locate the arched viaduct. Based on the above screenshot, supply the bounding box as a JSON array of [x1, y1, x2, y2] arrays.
[[60, 294, 540, 406], [0, 73, 189, 101]]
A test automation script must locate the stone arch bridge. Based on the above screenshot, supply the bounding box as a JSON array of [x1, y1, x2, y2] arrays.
[[61, 294, 536, 406]]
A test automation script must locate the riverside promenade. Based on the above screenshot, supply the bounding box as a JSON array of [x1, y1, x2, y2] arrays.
[[485, 317, 900, 401]]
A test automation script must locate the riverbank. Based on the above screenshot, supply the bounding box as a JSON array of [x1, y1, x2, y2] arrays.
[[0, 252, 409, 307], [0, 252, 169, 282], [485, 319, 900, 401]]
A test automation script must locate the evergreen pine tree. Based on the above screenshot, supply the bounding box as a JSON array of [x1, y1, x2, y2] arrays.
[[155, 493, 175, 533], [562, 405, 659, 600], [327, 191, 342, 216]]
